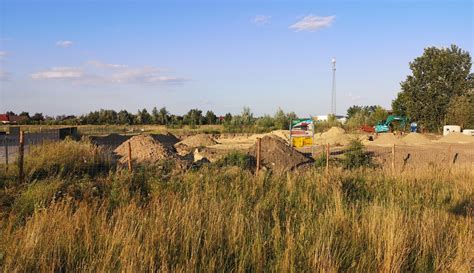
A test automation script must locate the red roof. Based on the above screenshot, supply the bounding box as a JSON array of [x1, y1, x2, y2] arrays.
[[0, 114, 9, 122]]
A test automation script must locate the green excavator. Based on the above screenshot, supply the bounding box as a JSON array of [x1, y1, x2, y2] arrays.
[[374, 115, 408, 133]]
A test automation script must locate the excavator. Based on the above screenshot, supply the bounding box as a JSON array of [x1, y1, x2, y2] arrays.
[[374, 115, 408, 133]]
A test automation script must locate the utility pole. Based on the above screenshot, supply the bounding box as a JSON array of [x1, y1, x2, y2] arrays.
[[331, 57, 336, 115]]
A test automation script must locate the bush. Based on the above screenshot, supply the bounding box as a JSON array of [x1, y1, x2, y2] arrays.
[[342, 139, 375, 169], [215, 151, 254, 170]]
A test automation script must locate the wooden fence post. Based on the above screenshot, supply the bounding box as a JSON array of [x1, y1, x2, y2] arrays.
[[18, 131, 24, 184], [391, 144, 395, 174], [326, 143, 330, 175], [256, 138, 261, 174], [4, 135, 8, 175], [127, 141, 133, 173]]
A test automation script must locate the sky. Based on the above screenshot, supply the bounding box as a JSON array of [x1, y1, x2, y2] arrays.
[[0, 0, 472, 117]]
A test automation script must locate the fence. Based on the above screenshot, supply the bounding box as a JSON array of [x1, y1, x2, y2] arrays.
[[1, 131, 473, 181], [301, 142, 473, 174]]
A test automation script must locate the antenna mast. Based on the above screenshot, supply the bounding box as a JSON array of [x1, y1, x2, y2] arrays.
[[331, 57, 336, 115]]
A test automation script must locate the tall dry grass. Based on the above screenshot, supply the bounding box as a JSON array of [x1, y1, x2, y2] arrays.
[[1, 162, 472, 272]]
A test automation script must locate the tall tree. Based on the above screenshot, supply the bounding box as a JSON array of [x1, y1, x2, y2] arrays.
[[445, 95, 473, 128], [151, 107, 159, 124], [392, 45, 472, 131], [158, 107, 169, 125], [205, 110, 217, 125]]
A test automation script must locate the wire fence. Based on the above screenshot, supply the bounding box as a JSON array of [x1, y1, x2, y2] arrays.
[[1, 131, 473, 179]]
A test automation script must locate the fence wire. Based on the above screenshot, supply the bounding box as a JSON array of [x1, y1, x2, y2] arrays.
[[1, 132, 473, 178]]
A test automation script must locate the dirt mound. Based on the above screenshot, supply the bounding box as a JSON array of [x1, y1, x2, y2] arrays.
[[90, 133, 131, 148], [402, 133, 432, 145], [248, 135, 312, 172], [314, 127, 351, 146], [114, 134, 179, 164], [176, 134, 218, 148], [369, 133, 405, 146], [151, 132, 180, 147], [436, 132, 474, 144]]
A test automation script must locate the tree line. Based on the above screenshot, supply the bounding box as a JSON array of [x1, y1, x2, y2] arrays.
[[6, 107, 299, 131]]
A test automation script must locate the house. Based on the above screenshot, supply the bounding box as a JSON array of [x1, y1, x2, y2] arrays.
[[0, 114, 10, 124], [0, 114, 28, 124]]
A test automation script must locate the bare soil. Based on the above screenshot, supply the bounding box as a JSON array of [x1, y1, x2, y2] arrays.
[[114, 135, 182, 165], [248, 135, 312, 173]]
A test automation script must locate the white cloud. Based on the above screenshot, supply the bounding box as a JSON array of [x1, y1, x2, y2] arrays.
[[289, 15, 335, 32], [56, 40, 74, 48], [30, 62, 188, 85], [252, 15, 271, 26], [86, 60, 128, 69], [31, 67, 83, 80], [0, 51, 7, 59]]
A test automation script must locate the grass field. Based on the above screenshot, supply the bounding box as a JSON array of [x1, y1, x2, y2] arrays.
[[0, 139, 472, 272]]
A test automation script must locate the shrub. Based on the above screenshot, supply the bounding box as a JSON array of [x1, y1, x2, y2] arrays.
[[342, 139, 375, 169], [215, 151, 254, 170]]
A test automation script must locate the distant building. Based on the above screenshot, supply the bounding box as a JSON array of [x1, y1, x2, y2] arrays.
[[0, 114, 28, 124], [0, 114, 9, 124], [314, 115, 347, 123]]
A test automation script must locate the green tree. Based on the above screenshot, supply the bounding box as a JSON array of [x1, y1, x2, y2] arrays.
[[151, 107, 159, 124], [392, 45, 472, 131], [118, 110, 133, 124], [183, 109, 203, 126], [256, 115, 275, 129], [241, 107, 254, 126], [273, 108, 288, 130], [158, 107, 169, 125], [224, 113, 232, 123], [445, 95, 473, 128], [369, 106, 389, 125], [136, 108, 151, 124], [205, 110, 217, 125]]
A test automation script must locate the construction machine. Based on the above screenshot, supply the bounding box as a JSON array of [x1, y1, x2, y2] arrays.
[[374, 115, 408, 133]]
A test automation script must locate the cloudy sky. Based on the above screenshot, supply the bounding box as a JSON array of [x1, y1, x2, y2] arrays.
[[0, 0, 472, 117]]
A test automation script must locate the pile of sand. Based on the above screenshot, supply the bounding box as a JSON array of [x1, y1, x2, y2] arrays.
[[436, 132, 474, 144], [314, 127, 351, 146], [176, 134, 218, 149], [245, 130, 291, 144], [402, 133, 432, 145], [114, 134, 179, 164], [248, 135, 312, 172], [368, 133, 405, 146]]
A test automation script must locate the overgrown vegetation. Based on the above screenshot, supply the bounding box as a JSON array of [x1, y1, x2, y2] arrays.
[[342, 139, 376, 169], [0, 140, 472, 272]]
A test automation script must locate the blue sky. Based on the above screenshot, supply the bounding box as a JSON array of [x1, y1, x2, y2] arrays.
[[0, 0, 472, 117]]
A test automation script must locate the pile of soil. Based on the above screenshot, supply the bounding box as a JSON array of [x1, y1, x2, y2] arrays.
[[248, 135, 312, 172], [369, 133, 405, 146], [114, 134, 179, 164], [402, 133, 432, 145], [314, 127, 351, 146], [436, 133, 474, 144], [90, 133, 131, 148], [151, 132, 180, 148], [175, 134, 219, 155]]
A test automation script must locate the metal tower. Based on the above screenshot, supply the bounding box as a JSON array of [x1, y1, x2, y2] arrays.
[[331, 58, 336, 115]]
